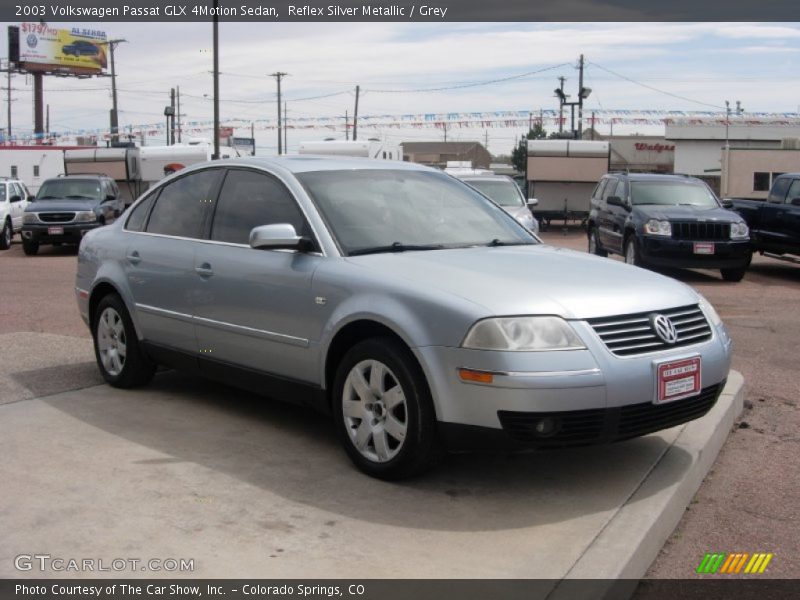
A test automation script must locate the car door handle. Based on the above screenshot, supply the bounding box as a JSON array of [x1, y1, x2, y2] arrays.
[[126, 251, 141, 265], [195, 263, 214, 278]]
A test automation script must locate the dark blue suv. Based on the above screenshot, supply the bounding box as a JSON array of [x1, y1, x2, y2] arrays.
[[587, 173, 752, 282]]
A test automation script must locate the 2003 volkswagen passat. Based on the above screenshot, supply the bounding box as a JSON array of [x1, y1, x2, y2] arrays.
[[76, 157, 732, 479]]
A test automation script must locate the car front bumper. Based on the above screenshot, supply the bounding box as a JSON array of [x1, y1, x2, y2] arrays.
[[22, 222, 99, 244], [414, 318, 732, 450], [639, 236, 751, 269]]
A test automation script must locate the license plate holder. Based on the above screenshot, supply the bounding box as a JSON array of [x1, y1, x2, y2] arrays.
[[693, 242, 714, 255], [47, 226, 64, 235], [655, 356, 701, 404]]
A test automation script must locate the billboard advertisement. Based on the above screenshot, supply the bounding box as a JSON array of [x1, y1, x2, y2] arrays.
[[13, 23, 108, 73]]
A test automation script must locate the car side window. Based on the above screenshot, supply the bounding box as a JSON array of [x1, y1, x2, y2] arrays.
[[145, 169, 221, 238], [592, 179, 607, 200], [614, 180, 626, 200], [0, 184, 6, 202], [786, 179, 800, 204], [125, 192, 158, 232], [210, 169, 311, 245], [601, 178, 618, 202], [767, 178, 791, 203]]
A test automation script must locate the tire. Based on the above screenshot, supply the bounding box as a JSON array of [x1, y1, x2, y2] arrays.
[[333, 336, 438, 480], [587, 226, 607, 257], [92, 293, 156, 388], [0, 219, 11, 250], [720, 267, 747, 282], [624, 236, 645, 267], [22, 238, 39, 256]]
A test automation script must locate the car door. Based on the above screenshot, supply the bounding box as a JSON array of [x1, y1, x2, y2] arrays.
[[9, 183, 28, 231], [123, 168, 223, 353], [759, 176, 791, 249], [779, 178, 800, 254], [193, 167, 324, 384], [597, 177, 621, 252]]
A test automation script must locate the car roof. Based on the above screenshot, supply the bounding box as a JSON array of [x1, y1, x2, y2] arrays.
[[180, 155, 438, 175], [457, 174, 514, 182], [44, 174, 110, 181], [608, 173, 703, 183]]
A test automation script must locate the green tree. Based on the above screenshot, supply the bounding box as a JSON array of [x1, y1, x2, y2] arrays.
[[511, 122, 547, 172]]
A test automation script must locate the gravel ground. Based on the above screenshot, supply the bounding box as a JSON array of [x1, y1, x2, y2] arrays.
[[0, 231, 797, 580]]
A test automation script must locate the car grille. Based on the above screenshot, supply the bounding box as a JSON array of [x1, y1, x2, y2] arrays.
[[671, 221, 730, 241], [497, 383, 723, 447], [38, 212, 75, 223], [587, 304, 712, 357]]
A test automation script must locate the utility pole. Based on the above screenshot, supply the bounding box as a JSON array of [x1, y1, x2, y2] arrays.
[[284, 100, 287, 152], [176, 85, 181, 143], [251, 122, 255, 155], [352, 85, 360, 141], [46, 104, 49, 139], [577, 54, 585, 139], [484, 129, 489, 148], [169, 88, 176, 145], [6, 62, 11, 138], [100, 39, 126, 144], [443, 122, 448, 142], [557, 76, 566, 133], [345, 110, 349, 140], [212, 0, 220, 159], [270, 71, 287, 154]]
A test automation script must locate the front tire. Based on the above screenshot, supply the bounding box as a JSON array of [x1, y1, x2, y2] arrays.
[[92, 294, 155, 388], [0, 219, 11, 250], [333, 337, 438, 480], [22, 238, 39, 255], [624, 236, 645, 267], [587, 226, 607, 257], [721, 267, 747, 282]]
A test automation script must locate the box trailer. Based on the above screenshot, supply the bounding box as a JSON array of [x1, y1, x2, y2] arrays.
[[527, 140, 610, 229], [298, 139, 403, 161]]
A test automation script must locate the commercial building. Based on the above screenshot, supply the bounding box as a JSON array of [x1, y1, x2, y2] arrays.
[[402, 141, 491, 169], [722, 143, 800, 199]]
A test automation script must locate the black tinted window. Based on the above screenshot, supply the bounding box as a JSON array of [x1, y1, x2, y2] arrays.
[[601, 178, 618, 201], [768, 177, 791, 203], [211, 169, 308, 244], [787, 180, 800, 204], [125, 193, 157, 232], [146, 170, 220, 238]]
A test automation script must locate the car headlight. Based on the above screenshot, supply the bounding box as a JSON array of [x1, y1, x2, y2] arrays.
[[462, 316, 586, 351], [644, 219, 672, 236], [730, 221, 749, 239], [698, 294, 723, 327], [74, 211, 98, 223], [22, 213, 39, 224]]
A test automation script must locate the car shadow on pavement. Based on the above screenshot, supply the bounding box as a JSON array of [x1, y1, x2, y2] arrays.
[[43, 369, 693, 532]]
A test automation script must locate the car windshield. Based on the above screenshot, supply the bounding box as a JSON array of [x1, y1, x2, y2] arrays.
[[36, 179, 103, 200], [630, 181, 719, 207], [297, 169, 536, 256], [464, 179, 525, 207]]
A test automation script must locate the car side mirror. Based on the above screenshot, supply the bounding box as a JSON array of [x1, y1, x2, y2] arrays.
[[105, 194, 116, 201], [791, 197, 800, 207], [249, 223, 307, 251], [527, 198, 539, 207], [27, 194, 35, 202], [9, 194, 22, 203], [721, 199, 734, 209], [607, 195, 626, 208]]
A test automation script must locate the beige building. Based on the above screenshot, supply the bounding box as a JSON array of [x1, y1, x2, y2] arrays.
[[402, 141, 491, 169], [722, 146, 800, 199]]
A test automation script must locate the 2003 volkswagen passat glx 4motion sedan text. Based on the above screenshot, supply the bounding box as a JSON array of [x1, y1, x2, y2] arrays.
[[75, 157, 732, 479]]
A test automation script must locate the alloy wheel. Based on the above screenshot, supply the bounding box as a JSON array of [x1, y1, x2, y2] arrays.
[[97, 307, 127, 376]]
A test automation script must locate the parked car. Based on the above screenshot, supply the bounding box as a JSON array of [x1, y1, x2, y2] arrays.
[[587, 173, 752, 281], [22, 175, 123, 255], [0, 177, 32, 250], [62, 41, 100, 56], [76, 157, 732, 479], [453, 173, 540, 234], [727, 173, 800, 263]]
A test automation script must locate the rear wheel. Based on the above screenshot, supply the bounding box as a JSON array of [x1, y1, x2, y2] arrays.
[[92, 294, 155, 388], [587, 226, 607, 257], [0, 219, 11, 250], [22, 238, 39, 255], [333, 337, 438, 480]]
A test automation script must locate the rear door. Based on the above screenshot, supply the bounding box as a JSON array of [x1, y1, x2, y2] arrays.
[[123, 168, 223, 353], [9, 183, 29, 231], [779, 178, 800, 254], [760, 176, 792, 249]]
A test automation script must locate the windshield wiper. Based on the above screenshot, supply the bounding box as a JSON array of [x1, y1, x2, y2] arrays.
[[487, 239, 532, 247], [348, 242, 445, 256], [36, 195, 59, 200], [66, 195, 96, 199]]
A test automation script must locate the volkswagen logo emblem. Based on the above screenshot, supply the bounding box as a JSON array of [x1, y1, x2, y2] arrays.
[[651, 314, 678, 344]]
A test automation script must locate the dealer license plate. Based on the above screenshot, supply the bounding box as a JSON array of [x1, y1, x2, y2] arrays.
[[47, 226, 64, 235], [656, 356, 701, 404], [693, 242, 714, 255]]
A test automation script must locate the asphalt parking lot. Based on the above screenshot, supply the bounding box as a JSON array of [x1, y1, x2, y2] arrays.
[[0, 230, 797, 581]]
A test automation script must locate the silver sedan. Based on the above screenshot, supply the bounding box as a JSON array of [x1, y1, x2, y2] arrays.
[[76, 157, 732, 479]]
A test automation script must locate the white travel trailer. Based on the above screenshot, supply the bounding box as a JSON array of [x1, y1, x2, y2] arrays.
[[139, 143, 240, 188], [0, 146, 73, 194], [298, 139, 403, 161]]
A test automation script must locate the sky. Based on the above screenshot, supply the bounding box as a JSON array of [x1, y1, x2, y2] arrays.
[[2, 21, 800, 155]]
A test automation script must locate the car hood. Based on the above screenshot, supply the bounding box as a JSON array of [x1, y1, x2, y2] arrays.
[[634, 204, 742, 222], [26, 199, 100, 212], [345, 244, 699, 320]]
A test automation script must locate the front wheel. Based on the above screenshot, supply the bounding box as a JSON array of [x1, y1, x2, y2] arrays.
[[333, 337, 438, 480], [0, 220, 11, 250], [92, 294, 156, 388], [22, 238, 39, 255], [624, 237, 645, 267]]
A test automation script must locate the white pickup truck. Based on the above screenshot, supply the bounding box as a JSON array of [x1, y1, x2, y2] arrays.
[[0, 177, 32, 250]]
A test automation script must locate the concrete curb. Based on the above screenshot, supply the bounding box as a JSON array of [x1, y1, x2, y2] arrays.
[[550, 370, 745, 599]]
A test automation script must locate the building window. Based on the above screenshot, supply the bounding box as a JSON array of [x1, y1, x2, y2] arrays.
[[753, 172, 770, 192], [10, 166, 17, 178], [33, 165, 40, 177]]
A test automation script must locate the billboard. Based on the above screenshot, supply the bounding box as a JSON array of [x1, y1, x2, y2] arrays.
[[11, 23, 107, 74]]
